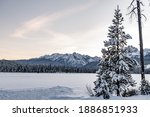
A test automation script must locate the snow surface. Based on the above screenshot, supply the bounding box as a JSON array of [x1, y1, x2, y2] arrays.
[[145, 64, 150, 69], [0, 73, 149, 100]]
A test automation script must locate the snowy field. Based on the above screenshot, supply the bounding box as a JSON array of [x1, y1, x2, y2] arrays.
[[0, 73, 150, 100]]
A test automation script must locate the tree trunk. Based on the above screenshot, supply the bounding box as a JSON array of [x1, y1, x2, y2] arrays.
[[137, 0, 145, 80], [116, 79, 120, 96], [116, 6, 120, 96]]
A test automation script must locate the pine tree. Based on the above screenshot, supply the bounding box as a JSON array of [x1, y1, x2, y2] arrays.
[[93, 6, 137, 98], [93, 56, 112, 99], [140, 80, 150, 95]]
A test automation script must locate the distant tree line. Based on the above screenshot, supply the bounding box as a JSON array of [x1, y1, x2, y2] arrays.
[[0, 60, 150, 73], [0, 60, 96, 73]]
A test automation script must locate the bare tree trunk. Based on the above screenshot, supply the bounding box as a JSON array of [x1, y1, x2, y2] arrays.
[[137, 0, 145, 80]]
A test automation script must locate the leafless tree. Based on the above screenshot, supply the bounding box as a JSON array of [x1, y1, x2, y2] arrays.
[[128, 0, 150, 95], [128, 0, 145, 80]]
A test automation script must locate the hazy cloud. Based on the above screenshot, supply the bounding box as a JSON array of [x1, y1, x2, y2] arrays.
[[11, 0, 97, 38]]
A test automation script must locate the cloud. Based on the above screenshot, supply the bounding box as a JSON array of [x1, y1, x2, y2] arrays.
[[9, 0, 106, 57], [11, 0, 97, 38]]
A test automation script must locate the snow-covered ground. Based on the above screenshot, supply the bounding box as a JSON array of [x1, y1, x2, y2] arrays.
[[0, 73, 149, 100], [145, 64, 150, 69]]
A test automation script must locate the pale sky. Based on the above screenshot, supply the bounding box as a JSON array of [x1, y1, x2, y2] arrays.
[[0, 0, 150, 60]]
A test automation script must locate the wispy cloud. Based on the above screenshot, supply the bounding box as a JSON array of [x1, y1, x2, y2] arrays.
[[11, 0, 97, 38]]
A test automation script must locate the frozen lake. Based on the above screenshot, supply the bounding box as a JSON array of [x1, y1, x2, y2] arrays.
[[0, 73, 97, 90], [0, 73, 149, 99], [0, 73, 149, 89]]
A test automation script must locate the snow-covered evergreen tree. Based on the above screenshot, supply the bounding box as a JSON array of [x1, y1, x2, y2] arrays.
[[93, 53, 112, 99], [93, 6, 137, 98], [140, 80, 150, 95]]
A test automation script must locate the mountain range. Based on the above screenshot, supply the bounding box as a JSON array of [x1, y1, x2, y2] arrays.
[[15, 52, 100, 68], [1, 48, 150, 73], [16, 48, 150, 66]]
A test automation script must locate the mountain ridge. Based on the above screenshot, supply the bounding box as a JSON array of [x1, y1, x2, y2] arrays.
[[15, 52, 100, 68], [1, 48, 150, 73]]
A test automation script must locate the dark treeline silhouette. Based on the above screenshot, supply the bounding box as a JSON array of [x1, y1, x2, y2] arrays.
[[0, 60, 96, 73], [1, 59, 150, 73]]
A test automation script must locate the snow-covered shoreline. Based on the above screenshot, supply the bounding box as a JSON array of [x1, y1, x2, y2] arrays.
[[0, 86, 150, 100], [0, 73, 149, 100]]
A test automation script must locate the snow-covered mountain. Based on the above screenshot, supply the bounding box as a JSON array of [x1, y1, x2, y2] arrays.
[[0, 53, 100, 73], [1, 49, 150, 73], [39, 52, 100, 67], [132, 48, 150, 59], [130, 48, 150, 65]]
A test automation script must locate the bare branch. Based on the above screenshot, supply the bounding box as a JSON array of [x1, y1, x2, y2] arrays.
[[141, 14, 147, 21], [86, 85, 94, 96], [127, 7, 137, 15], [128, 0, 136, 9], [140, 1, 144, 6], [129, 10, 137, 20], [128, 0, 147, 21]]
